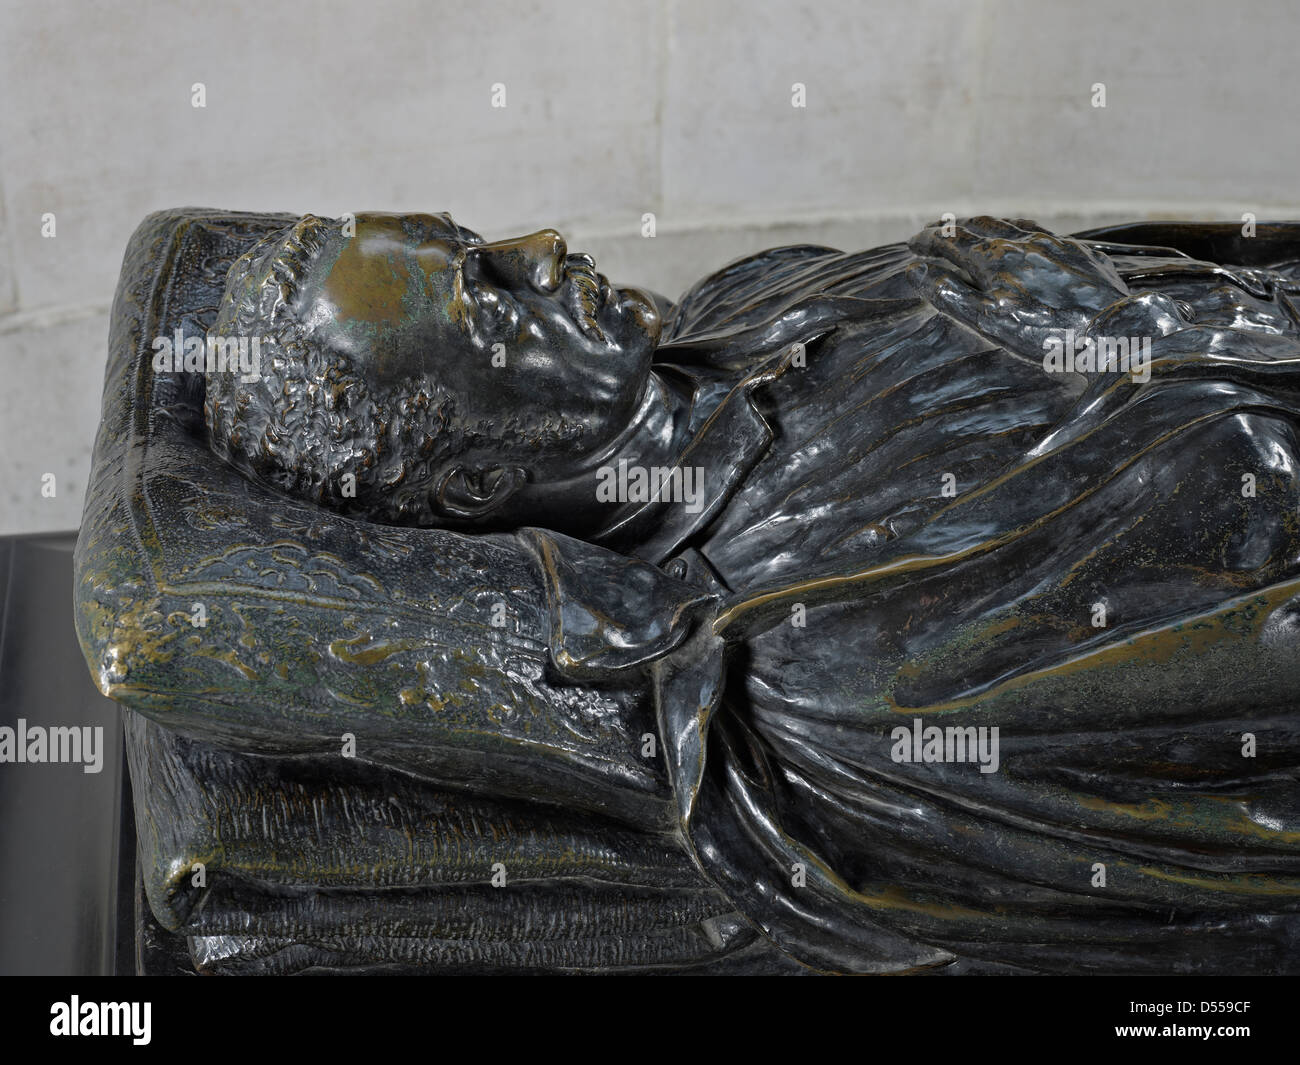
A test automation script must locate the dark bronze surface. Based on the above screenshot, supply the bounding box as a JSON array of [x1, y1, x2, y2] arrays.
[[75, 210, 1300, 973]]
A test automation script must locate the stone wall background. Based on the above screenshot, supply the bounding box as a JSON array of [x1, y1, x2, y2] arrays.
[[4, 0, 1299, 533]]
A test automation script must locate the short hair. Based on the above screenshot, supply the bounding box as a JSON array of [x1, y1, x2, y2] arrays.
[[203, 215, 467, 527]]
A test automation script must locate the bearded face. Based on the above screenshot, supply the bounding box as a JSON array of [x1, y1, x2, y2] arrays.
[[204, 212, 663, 526]]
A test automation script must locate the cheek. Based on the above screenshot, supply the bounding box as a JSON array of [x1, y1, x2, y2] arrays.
[[499, 319, 648, 421], [585, 362, 633, 403], [523, 337, 625, 402]]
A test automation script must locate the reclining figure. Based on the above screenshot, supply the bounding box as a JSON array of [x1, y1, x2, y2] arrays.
[[75, 210, 1300, 973]]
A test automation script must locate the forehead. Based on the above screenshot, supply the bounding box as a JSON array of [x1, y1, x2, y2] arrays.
[[375, 211, 484, 246], [280, 212, 486, 380], [310, 212, 480, 327], [330, 212, 483, 270]]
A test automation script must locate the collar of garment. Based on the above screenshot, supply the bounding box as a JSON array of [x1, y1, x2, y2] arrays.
[[588, 339, 811, 565]]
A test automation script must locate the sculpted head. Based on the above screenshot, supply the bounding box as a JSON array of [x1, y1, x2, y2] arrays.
[[204, 212, 662, 528]]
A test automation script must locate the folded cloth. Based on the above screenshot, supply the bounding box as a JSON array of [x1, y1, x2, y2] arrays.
[[126, 710, 767, 972]]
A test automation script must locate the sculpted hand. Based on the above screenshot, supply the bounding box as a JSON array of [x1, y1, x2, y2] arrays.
[[905, 216, 1135, 358]]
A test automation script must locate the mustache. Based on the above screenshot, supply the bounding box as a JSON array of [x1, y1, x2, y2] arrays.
[[563, 256, 608, 343]]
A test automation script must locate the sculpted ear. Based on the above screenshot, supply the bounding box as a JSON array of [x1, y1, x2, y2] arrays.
[[434, 464, 527, 520]]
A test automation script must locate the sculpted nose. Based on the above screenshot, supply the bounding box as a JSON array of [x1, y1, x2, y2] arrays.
[[476, 229, 567, 293]]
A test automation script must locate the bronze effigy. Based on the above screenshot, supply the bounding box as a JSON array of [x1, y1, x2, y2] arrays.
[[75, 210, 1300, 973]]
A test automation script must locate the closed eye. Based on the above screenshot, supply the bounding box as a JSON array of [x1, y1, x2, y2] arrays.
[[470, 284, 512, 331]]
